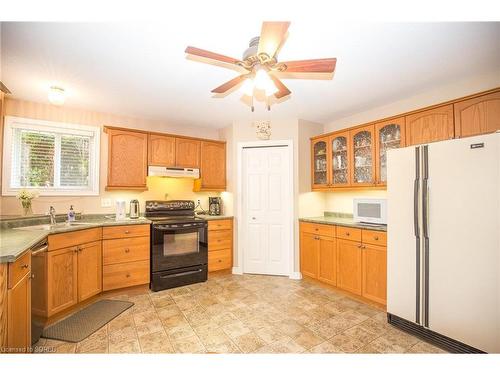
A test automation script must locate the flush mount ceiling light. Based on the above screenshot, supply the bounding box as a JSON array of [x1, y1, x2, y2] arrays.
[[185, 21, 337, 111], [48, 86, 66, 105]]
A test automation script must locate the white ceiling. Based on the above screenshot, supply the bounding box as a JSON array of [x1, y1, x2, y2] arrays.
[[1, 20, 499, 129]]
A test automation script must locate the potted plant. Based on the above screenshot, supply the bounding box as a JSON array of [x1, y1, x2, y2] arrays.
[[16, 189, 39, 216]]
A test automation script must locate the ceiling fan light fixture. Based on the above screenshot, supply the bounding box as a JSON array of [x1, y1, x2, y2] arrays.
[[254, 68, 272, 90], [241, 78, 255, 96]]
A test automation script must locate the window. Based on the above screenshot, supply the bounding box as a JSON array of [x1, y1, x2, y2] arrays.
[[2, 116, 100, 196]]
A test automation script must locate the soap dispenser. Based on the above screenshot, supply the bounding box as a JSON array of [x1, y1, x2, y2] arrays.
[[68, 205, 75, 222]]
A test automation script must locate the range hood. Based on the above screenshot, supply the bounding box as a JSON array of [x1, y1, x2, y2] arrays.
[[148, 166, 200, 178]]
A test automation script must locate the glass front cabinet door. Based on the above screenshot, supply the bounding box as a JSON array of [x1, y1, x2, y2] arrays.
[[330, 131, 350, 187], [375, 117, 405, 185], [349, 125, 376, 186], [311, 137, 330, 188]]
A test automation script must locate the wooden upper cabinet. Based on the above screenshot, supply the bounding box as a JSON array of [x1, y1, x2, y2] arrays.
[[175, 138, 200, 168], [106, 128, 148, 189], [349, 125, 376, 186], [375, 117, 405, 185], [148, 134, 175, 166], [311, 137, 330, 189], [454, 91, 500, 138], [405, 104, 454, 146], [198, 141, 226, 190], [330, 131, 350, 187]]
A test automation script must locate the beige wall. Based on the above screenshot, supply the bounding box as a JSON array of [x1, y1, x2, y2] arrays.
[[1, 98, 222, 216]]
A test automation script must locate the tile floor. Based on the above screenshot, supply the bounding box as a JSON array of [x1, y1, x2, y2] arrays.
[[35, 273, 446, 354]]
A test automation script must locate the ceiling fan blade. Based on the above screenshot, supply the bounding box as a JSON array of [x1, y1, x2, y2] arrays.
[[257, 21, 290, 58], [185, 46, 240, 65], [282, 58, 337, 73], [0, 81, 11, 94], [269, 75, 291, 99], [211, 75, 246, 94]]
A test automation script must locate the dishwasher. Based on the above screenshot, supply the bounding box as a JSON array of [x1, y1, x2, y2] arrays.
[[30, 239, 48, 345]]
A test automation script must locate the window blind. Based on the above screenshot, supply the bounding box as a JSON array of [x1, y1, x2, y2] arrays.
[[6, 119, 98, 195]]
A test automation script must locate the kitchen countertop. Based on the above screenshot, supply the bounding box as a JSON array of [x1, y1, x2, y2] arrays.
[[299, 215, 387, 232], [196, 214, 234, 221], [0, 216, 151, 264]]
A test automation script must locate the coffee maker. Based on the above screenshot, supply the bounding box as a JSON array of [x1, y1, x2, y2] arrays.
[[208, 197, 222, 216]]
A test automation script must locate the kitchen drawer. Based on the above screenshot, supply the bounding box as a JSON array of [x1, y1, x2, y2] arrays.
[[8, 251, 31, 289], [300, 222, 335, 237], [336, 226, 362, 242], [103, 260, 150, 291], [208, 219, 233, 231], [102, 224, 150, 240], [208, 249, 232, 272], [208, 229, 232, 251], [48, 227, 102, 251], [362, 229, 387, 247], [103, 237, 150, 265]]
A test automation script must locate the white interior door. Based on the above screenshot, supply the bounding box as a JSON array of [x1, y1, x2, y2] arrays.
[[242, 145, 292, 276]]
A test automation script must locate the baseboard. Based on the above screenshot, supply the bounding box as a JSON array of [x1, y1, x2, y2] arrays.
[[231, 266, 243, 275], [289, 272, 302, 280]]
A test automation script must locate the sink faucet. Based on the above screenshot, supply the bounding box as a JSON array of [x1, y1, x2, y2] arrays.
[[49, 206, 56, 225]]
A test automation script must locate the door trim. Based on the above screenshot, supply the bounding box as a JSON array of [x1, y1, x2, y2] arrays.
[[236, 139, 295, 278]]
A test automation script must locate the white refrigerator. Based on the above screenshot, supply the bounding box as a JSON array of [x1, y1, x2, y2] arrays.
[[387, 132, 500, 353]]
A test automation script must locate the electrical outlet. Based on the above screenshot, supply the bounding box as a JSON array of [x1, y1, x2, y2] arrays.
[[101, 198, 112, 208]]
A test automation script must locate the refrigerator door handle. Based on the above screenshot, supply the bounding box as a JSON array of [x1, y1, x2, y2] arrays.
[[422, 145, 430, 328], [414, 146, 421, 325]]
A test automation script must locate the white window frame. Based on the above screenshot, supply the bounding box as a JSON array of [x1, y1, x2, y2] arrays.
[[2, 116, 100, 196]]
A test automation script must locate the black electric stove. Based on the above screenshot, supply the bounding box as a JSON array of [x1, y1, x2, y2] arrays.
[[146, 200, 208, 292]]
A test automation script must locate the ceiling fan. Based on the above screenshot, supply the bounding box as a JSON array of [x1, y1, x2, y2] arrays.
[[185, 21, 337, 111]]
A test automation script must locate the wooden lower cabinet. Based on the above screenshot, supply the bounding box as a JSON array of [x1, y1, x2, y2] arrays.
[[103, 260, 149, 291], [102, 227, 150, 291], [208, 219, 233, 272], [362, 244, 387, 305], [317, 236, 336, 286], [336, 239, 362, 295], [7, 272, 31, 353], [47, 246, 78, 316], [300, 222, 387, 305], [77, 241, 102, 302], [47, 241, 102, 317], [300, 232, 319, 278], [1, 253, 32, 353]]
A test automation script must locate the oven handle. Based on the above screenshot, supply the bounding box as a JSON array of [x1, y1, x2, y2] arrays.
[[159, 269, 203, 279], [154, 225, 206, 231]]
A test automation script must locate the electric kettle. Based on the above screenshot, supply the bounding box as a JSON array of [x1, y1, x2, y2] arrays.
[[129, 199, 140, 219]]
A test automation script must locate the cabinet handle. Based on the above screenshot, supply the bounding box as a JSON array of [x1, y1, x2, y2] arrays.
[[357, 244, 362, 248], [374, 236, 379, 240], [218, 259, 222, 263], [124, 230, 130, 234], [21, 264, 29, 269], [126, 273, 131, 278], [74, 248, 78, 253], [315, 228, 319, 231], [346, 232, 350, 236], [125, 248, 130, 253]]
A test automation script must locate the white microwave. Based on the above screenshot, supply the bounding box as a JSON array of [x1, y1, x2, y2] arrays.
[[353, 198, 387, 225]]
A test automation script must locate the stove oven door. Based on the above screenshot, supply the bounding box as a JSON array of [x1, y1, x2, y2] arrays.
[[151, 222, 208, 272]]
